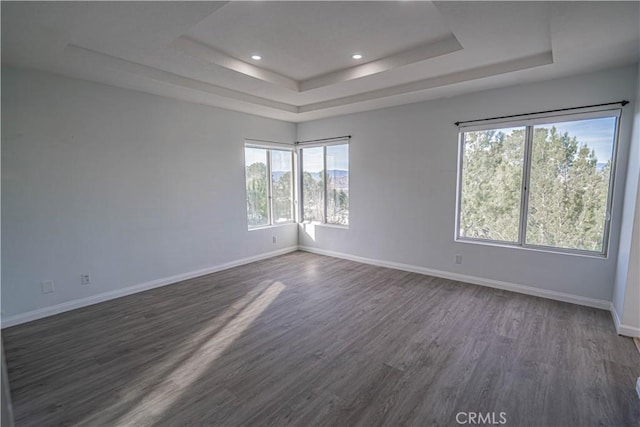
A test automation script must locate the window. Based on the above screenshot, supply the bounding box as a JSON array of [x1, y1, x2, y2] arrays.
[[456, 109, 620, 255], [301, 142, 349, 226], [244, 144, 294, 228], [270, 149, 294, 224]]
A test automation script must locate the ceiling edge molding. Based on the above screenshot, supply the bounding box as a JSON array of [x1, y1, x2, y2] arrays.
[[299, 51, 554, 113], [299, 34, 464, 92], [171, 36, 299, 92], [61, 45, 553, 118], [172, 34, 464, 94], [64, 44, 298, 113]]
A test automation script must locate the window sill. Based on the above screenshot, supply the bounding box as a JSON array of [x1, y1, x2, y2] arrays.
[[454, 237, 607, 259], [300, 221, 349, 230], [248, 222, 296, 231]]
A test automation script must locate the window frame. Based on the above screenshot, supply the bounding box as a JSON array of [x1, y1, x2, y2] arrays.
[[244, 141, 296, 230], [454, 107, 622, 257], [298, 139, 350, 228]]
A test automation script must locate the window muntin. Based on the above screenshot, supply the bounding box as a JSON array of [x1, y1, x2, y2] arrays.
[[244, 145, 294, 229], [456, 110, 619, 255], [301, 143, 349, 226]]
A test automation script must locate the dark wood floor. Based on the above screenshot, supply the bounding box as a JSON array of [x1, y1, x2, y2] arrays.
[[3, 251, 639, 426]]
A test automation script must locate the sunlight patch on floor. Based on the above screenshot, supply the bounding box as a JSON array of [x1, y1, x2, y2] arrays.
[[115, 280, 285, 425], [78, 280, 285, 426]]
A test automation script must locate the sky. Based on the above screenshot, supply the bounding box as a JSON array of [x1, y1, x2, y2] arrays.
[[244, 147, 292, 173], [551, 116, 616, 163], [302, 144, 349, 173], [245, 147, 266, 168], [245, 145, 349, 173], [486, 117, 616, 163]]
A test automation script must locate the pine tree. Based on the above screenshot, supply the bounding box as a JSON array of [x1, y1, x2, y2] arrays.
[[460, 124, 611, 251]]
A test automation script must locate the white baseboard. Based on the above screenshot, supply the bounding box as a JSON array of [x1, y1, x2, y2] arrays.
[[299, 246, 611, 311], [5, 245, 625, 333], [1, 246, 299, 329], [610, 303, 640, 337]]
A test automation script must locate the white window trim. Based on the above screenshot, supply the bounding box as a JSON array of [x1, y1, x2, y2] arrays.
[[458, 107, 621, 132], [454, 107, 622, 257], [244, 140, 296, 230]]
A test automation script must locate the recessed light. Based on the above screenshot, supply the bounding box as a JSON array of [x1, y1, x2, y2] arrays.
[[352, 54, 362, 60], [251, 55, 262, 60]]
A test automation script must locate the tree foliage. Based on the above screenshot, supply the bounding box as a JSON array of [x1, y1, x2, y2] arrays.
[[245, 164, 295, 226], [273, 171, 292, 223], [245, 162, 269, 226], [302, 171, 324, 222], [460, 125, 612, 252], [302, 171, 349, 225]]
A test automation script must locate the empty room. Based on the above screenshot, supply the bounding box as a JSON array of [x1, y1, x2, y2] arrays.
[[2, 1, 640, 426]]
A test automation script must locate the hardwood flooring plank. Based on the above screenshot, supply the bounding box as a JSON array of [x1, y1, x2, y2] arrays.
[[3, 251, 639, 426]]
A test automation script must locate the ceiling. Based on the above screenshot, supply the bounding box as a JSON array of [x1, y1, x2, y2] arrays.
[[2, 1, 639, 123]]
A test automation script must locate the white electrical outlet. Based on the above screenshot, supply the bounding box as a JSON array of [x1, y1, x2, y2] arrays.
[[272, 236, 277, 244], [81, 274, 91, 285], [41, 280, 55, 294], [455, 254, 463, 264]]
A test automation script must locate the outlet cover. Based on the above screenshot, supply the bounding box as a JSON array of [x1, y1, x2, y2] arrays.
[[81, 274, 91, 285], [455, 254, 463, 264], [41, 280, 55, 294]]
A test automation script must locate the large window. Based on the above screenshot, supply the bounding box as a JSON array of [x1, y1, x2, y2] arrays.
[[456, 109, 619, 255], [244, 144, 294, 228], [301, 142, 349, 226]]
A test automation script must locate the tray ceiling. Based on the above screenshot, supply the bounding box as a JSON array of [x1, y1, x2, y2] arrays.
[[2, 1, 638, 122]]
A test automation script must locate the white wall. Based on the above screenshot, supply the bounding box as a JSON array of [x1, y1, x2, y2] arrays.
[[3, 65, 638, 327], [612, 64, 640, 335], [297, 65, 638, 304], [1, 68, 297, 322], [621, 187, 640, 330]]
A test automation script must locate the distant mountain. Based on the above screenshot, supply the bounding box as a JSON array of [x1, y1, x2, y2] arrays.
[[327, 170, 349, 178]]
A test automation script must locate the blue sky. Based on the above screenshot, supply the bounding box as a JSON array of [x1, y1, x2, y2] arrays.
[[547, 116, 616, 163], [488, 117, 616, 163]]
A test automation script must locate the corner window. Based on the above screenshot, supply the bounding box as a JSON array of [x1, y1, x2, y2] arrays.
[[301, 142, 349, 226], [456, 109, 620, 255], [244, 144, 294, 229]]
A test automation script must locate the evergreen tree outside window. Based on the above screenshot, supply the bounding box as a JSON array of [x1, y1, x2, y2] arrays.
[[456, 109, 619, 255]]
